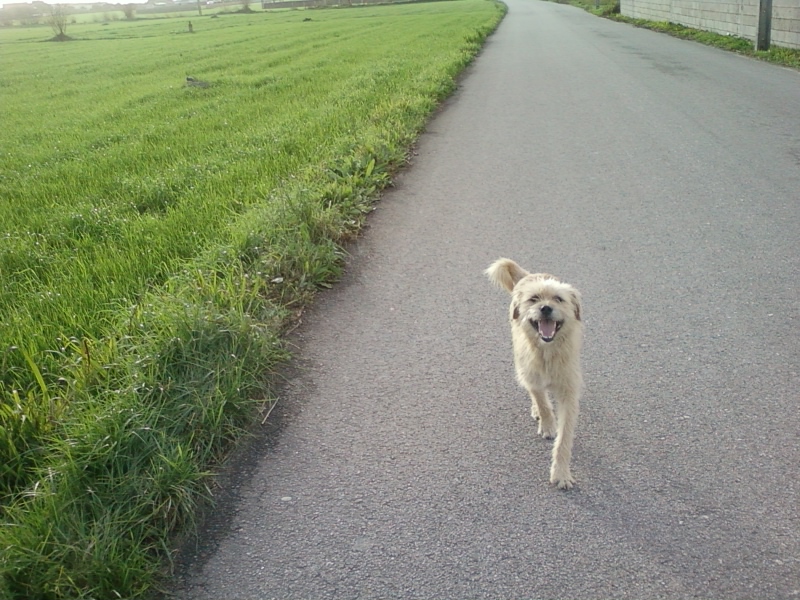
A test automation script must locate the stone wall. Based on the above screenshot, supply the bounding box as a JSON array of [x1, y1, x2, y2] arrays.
[[620, 0, 800, 49]]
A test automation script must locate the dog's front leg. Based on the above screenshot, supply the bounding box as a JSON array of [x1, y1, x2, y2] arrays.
[[528, 388, 556, 439], [550, 391, 579, 489]]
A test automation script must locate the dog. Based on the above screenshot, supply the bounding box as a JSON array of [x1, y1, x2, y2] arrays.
[[485, 258, 583, 489]]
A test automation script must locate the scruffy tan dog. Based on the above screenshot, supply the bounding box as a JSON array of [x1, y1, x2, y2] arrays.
[[486, 258, 583, 489]]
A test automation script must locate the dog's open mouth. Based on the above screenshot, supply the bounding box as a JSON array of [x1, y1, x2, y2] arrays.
[[533, 319, 562, 343]]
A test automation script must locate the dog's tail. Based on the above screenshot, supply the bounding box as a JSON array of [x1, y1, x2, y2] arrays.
[[485, 258, 530, 292]]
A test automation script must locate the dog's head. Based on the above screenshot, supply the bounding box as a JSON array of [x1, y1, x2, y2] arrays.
[[486, 258, 582, 345], [510, 275, 581, 344]]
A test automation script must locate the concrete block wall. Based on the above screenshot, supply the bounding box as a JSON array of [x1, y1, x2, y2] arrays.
[[773, 1, 800, 49], [620, 0, 800, 49]]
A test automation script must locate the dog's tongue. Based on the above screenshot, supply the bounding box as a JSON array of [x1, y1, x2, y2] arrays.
[[539, 319, 557, 340]]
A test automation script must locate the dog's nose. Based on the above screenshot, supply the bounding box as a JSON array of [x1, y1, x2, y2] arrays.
[[540, 305, 553, 317]]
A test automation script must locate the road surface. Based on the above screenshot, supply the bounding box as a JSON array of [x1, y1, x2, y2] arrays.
[[172, 0, 800, 597]]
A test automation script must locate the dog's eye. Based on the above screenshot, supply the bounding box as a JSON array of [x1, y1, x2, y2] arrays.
[[554, 296, 564, 303], [530, 295, 540, 303]]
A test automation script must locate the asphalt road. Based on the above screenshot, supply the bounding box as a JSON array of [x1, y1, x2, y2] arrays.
[[172, 1, 800, 598]]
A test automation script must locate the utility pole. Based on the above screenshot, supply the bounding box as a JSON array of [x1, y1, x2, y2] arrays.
[[756, 0, 772, 51]]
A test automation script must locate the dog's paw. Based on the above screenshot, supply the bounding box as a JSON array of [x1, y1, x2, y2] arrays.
[[550, 469, 575, 490], [537, 418, 556, 440]]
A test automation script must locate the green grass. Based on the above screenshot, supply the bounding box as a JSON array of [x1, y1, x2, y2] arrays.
[[549, 0, 800, 69], [0, 1, 506, 597], [612, 19, 800, 68]]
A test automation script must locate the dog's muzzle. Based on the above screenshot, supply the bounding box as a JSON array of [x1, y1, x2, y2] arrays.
[[533, 319, 562, 342], [531, 305, 562, 343]]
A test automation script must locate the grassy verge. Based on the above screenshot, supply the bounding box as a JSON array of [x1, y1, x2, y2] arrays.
[[551, 0, 800, 70], [0, 1, 506, 597]]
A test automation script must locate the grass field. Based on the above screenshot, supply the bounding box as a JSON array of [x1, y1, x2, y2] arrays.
[[0, 2, 505, 597]]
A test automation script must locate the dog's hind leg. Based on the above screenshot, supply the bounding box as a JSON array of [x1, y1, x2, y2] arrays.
[[528, 388, 556, 440], [550, 393, 579, 489]]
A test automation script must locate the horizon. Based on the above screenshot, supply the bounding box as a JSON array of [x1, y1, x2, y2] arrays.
[[2, 0, 249, 9], [0, 0, 172, 7]]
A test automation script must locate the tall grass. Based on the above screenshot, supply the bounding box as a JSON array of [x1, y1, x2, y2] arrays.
[[0, 1, 506, 597], [1, 0, 496, 487]]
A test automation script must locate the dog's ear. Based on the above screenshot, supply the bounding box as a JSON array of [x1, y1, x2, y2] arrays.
[[569, 289, 582, 322], [485, 258, 530, 293]]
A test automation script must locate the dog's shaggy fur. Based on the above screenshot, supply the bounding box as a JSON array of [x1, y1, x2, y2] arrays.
[[486, 258, 583, 489]]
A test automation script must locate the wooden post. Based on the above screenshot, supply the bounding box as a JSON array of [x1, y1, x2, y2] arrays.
[[756, 0, 772, 51]]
